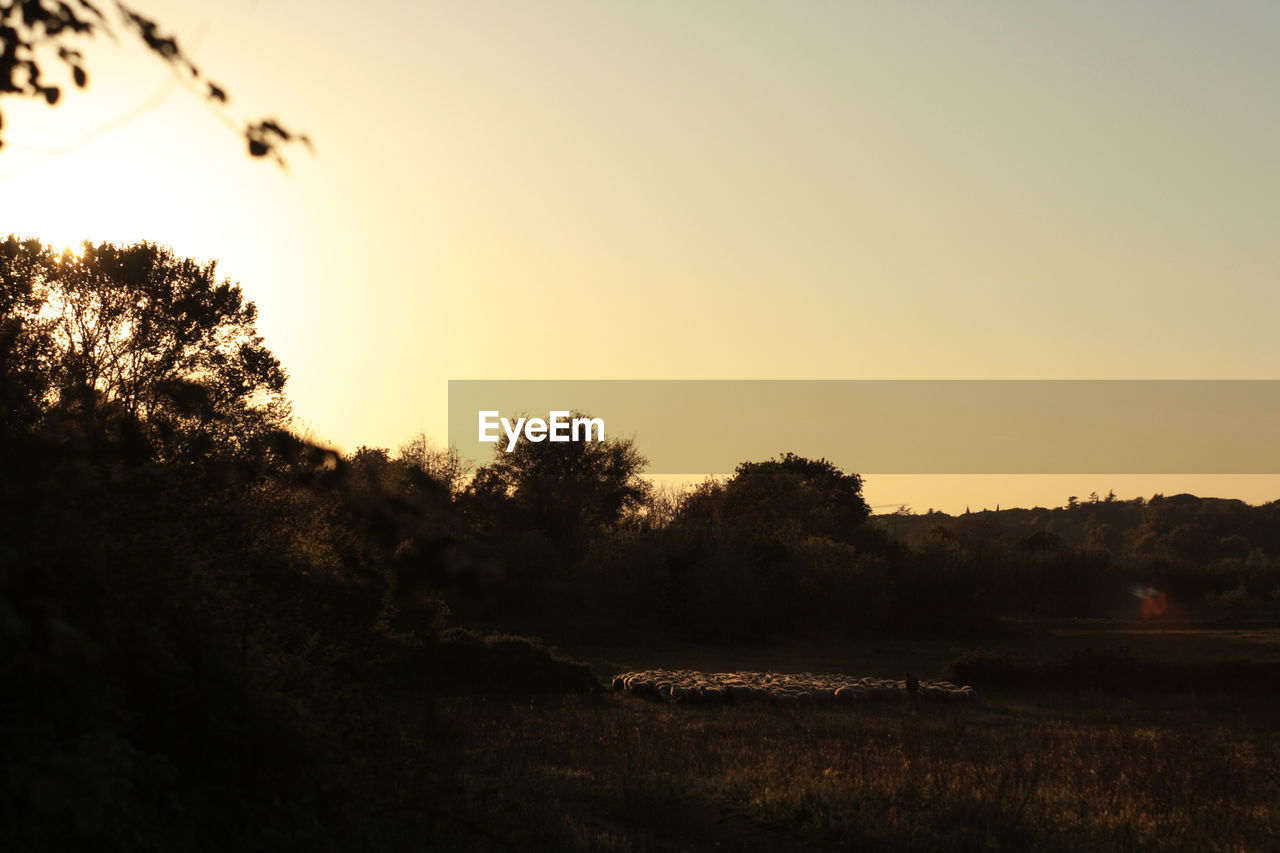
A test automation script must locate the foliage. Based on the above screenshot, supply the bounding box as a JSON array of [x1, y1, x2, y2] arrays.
[[464, 413, 649, 541], [541, 454, 897, 642], [0, 0, 307, 161], [1, 241, 480, 849], [2, 237, 290, 461], [457, 416, 650, 615], [718, 451, 872, 544], [397, 429, 471, 496], [412, 628, 600, 693]]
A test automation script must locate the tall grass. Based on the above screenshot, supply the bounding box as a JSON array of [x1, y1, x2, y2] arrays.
[[429, 694, 1280, 851]]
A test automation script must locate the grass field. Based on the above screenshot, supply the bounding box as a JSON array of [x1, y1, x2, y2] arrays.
[[420, 623, 1280, 851]]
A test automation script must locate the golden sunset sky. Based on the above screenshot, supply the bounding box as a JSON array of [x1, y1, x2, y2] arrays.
[[2, 1, 1278, 512]]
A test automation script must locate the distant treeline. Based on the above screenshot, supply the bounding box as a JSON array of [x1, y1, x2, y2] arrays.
[[878, 495, 1280, 621], [442, 447, 1280, 640]]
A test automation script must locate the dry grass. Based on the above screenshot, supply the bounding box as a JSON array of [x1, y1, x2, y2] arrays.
[[424, 692, 1280, 851]]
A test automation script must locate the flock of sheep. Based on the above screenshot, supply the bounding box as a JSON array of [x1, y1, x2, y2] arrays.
[[611, 669, 976, 706]]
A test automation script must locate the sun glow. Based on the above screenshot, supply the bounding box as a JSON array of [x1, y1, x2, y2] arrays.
[[4, 1, 1280, 511], [4, 134, 216, 250], [50, 240, 85, 261]]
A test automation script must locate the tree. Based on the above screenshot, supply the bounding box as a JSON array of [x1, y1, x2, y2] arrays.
[[0, 235, 55, 438], [1085, 522, 1124, 555], [0, 1, 306, 162], [463, 415, 649, 553], [1, 236, 289, 460], [714, 452, 872, 545], [398, 430, 471, 496]]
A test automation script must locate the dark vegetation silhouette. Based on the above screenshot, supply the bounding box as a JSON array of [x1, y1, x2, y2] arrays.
[[3, 237, 557, 849], [0, 1, 307, 161], [6, 237, 1280, 848]]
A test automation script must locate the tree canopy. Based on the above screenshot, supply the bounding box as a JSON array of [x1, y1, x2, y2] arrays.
[[699, 452, 873, 544], [463, 416, 649, 551], [1, 236, 289, 460]]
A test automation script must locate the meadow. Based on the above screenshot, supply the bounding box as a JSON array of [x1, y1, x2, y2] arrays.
[[420, 624, 1280, 852]]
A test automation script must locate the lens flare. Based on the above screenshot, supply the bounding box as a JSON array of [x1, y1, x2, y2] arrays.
[[1131, 585, 1168, 618]]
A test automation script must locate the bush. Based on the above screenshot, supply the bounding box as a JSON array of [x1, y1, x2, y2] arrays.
[[409, 629, 601, 694]]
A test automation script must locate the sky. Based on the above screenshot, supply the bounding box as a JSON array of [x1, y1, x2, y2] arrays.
[[2, 1, 1278, 512]]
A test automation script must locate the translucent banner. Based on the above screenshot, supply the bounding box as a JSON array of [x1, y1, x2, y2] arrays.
[[447, 380, 1280, 474]]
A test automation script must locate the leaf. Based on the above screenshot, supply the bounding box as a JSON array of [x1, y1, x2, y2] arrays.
[[76, 0, 105, 21], [260, 120, 289, 139], [73, 66, 87, 88], [247, 138, 269, 157], [22, 3, 46, 28], [43, 86, 61, 106]]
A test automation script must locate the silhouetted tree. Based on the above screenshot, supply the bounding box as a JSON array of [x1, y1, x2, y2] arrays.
[[716, 452, 872, 545], [398, 430, 471, 496], [0, 235, 55, 438], [463, 416, 649, 558], [1, 237, 289, 460]]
